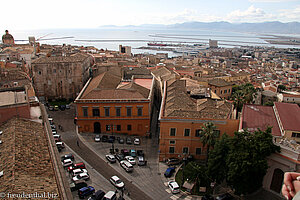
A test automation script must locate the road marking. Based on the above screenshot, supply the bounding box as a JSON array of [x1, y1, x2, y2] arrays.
[[164, 182, 169, 186], [170, 195, 179, 200], [184, 196, 192, 200], [165, 189, 172, 193]]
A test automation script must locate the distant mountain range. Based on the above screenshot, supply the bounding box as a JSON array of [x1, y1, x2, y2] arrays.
[[100, 21, 300, 34]]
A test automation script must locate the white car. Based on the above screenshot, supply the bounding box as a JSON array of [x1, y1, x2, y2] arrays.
[[72, 172, 90, 183], [94, 135, 101, 142], [168, 180, 180, 194], [62, 159, 73, 167], [125, 156, 136, 165], [71, 168, 88, 177], [133, 138, 140, 145], [120, 160, 133, 172], [109, 176, 124, 188], [105, 154, 116, 163]]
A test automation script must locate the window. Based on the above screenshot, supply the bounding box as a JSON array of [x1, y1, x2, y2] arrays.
[[127, 124, 132, 131], [105, 107, 110, 117], [195, 129, 201, 137], [38, 71, 42, 75], [83, 107, 88, 117], [221, 90, 223, 94], [169, 140, 176, 145], [53, 69, 56, 73], [184, 129, 190, 136], [126, 107, 132, 116], [196, 148, 202, 155], [170, 128, 176, 136], [116, 107, 121, 117], [169, 147, 175, 154], [117, 125, 121, 131], [224, 89, 227, 94], [228, 89, 231, 93], [106, 125, 111, 131], [183, 147, 189, 154], [137, 107, 143, 116], [214, 90, 216, 93], [292, 132, 300, 138], [92, 108, 100, 117]]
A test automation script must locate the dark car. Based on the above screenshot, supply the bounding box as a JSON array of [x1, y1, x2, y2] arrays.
[[101, 135, 108, 142], [126, 137, 132, 144], [202, 194, 214, 200], [108, 136, 115, 143], [115, 153, 125, 162], [167, 158, 181, 166], [70, 182, 87, 192], [121, 149, 129, 156], [78, 186, 95, 199], [88, 190, 105, 200], [164, 167, 176, 177], [216, 193, 234, 200], [137, 150, 144, 157], [59, 105, 66, 111]]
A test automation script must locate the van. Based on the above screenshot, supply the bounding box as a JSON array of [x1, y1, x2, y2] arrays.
[[120, 160, 133, 172], [103, 191, 116, 200]]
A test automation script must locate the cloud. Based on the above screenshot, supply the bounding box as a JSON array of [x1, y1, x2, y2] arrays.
[[225, 5, 275, 22], [249, 0, 297, 2], [278, 6, 300, 21]]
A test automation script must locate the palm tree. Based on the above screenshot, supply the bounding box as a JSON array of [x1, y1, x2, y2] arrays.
[[199, 122, 219, 165], [232, 90, 245, 113]]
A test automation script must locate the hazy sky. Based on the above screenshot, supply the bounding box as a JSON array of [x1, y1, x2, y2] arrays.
[[3, 0, 300, 30]]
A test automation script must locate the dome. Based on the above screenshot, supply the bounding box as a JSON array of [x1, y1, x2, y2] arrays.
[[2, 30, 15, 45]]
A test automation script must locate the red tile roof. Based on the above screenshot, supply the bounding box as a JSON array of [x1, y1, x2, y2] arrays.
[[274, 102, 300, 132], [241, 104, 281, 136]]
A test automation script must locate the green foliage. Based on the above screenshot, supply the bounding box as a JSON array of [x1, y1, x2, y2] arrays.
[[207, 127, 280, 195], [278, 84, 286, 92], [231, 83, 257, 112], [199, 122, 219, 164]]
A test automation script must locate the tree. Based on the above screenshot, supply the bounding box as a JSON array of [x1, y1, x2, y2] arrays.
[[207, 127, 280, 195], [199, 122, 220, 165], [231, 83, 257, 113], [278, 84, 286, 92]]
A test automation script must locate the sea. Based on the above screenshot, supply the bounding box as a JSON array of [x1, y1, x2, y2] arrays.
[[11, 28, 300, 57]]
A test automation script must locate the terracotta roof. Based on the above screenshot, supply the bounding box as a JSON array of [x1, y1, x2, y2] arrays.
[[82, 89, 147, 100], [274, 102, 300, 132], [133, 78, 153, 90], [208, 79, 233, 87], [0, 118, 60, 197], [241, 104, 281, 136], [163, 79, 232, 119], [282, 93, 300, 98], [117, 81, 150, 98]]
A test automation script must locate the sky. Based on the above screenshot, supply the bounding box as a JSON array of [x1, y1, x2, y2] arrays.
[[2, 0, 300, 30]]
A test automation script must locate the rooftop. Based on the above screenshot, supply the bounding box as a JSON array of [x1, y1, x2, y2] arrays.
[[241, 104, 281, 136], [274, 102, 300, 132], [32, 53, 90, 64], [0, 118, 60, 197], [208, 79, 233, 87]]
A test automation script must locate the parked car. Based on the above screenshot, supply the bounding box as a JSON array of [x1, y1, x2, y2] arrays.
[[118, 138, 124, 144], [121, 149, 129, 156], [133, 138, 140, 145], [72, 168, 88, 177], [105, 154, 116, 163], [202, 194, 215, 200], [48, 106, 54, 111], [101, 135, 108, 142], [65, 104, 71, 109], [68, 162, 86, 172], [126, 137, 132, 144], [54, 105, 59, 111], [103, 191, 117, 200], [62, 159, 73, 167], [164, 167, 176, 177], [70, 182, 87, 192], [125, 156, 136, 165], [56, 141, 65, 149], [78, 186, 95, 199], [168, 180, 180, 194], [115, 154, 125, 162], [137, 156, 146, 166], [109, 176, 124, 189], [94, 135, 101, 142], [61, 153, 74, 162], [59, 105, 66, 111], [137, 150, 144, 157], [130, 149, 136, 157], [108, 136, 115, 143], [48, 118, 54, 125], [166, 158, 181, 166], [72, 172, 90, 183], [88, 190, 105, 200], [53, 134, 61, 141], [120, 160, 134, 172], [216, 193, 234, 200]]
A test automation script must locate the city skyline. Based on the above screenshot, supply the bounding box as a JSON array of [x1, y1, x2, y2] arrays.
[[3, 0, 300, 30]]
